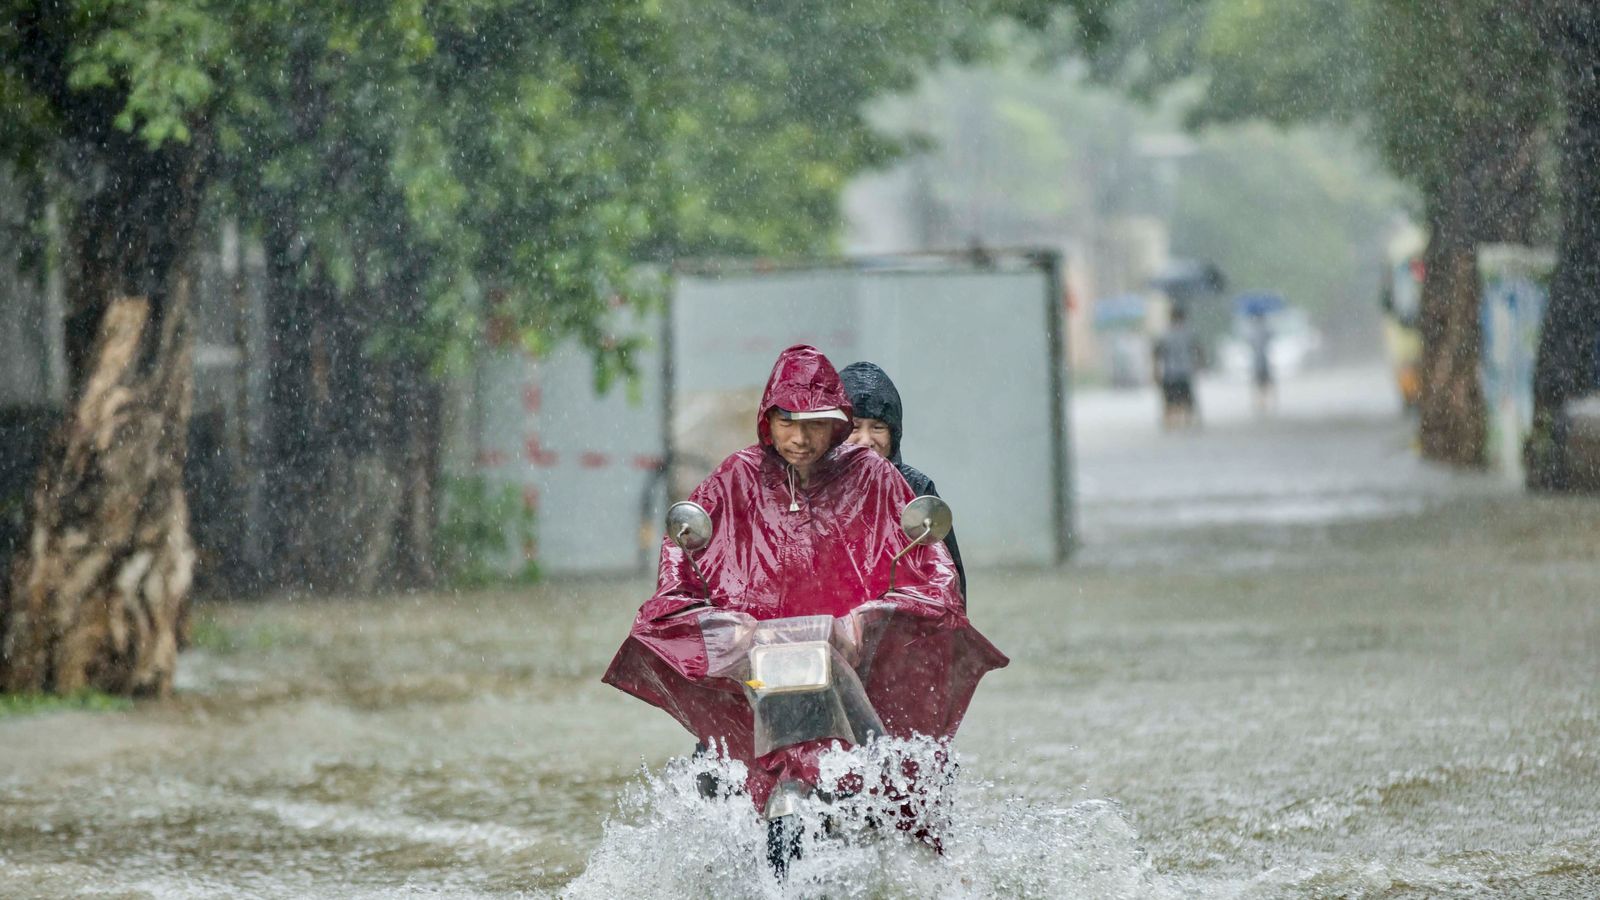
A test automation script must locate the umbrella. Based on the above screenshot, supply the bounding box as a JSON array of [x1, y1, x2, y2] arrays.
[[1092, 293, 1148, 329], [1148, 259, 1227, 299], [1235, 292, 1287, 316]]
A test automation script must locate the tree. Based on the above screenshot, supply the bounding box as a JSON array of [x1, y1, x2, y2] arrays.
[[1121, 0, 1553, 467], [3, 0, 1113, 691], [639, 0, 1115, 260], [0, 0, 233, 695], [1360, 2, 1550, 467], [216, 1, 673, 591], [1, 0, 669, 680], [1528, 1, 1600, 489]]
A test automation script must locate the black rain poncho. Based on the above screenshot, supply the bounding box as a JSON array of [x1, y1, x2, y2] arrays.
[[839, 361, 967, 601]]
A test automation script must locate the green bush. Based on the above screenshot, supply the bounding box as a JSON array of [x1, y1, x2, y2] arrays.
[[0, 690, 134, 719], [187, 617, 302, 655], [435, 474, 540, 588]]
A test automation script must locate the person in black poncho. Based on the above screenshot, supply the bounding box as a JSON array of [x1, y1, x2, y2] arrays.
[[838, 361, 968, 604]]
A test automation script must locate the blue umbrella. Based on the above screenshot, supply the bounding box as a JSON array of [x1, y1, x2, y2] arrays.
[[1092, 293, 1148, 328], [1235, 292, 1286, 316]]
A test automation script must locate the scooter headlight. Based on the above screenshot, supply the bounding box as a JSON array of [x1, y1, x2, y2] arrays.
[[748, 641, 832, 693]]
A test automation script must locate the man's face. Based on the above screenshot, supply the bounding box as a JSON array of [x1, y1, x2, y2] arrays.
[[846, 417, 892, 459], [768, 413, 834, 472]]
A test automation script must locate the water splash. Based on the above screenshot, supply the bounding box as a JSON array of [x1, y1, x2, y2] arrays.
[[563, 738, 1172, 899]]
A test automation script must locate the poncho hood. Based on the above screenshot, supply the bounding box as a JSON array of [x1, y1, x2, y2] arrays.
[[839, 361, 905, 462], [757, 344, 854, 448]]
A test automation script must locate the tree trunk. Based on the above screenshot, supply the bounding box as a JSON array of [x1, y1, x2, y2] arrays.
[[393, 362, 442, 587], [1417, 217, 1487, 467], [260, 226, 441, 593], [1, 291, 195, 695], [1527, 1, 1600, 491], [260, 225, 330, 589], [0, 130, 209, 696], [1415, 113, 1543, 468]]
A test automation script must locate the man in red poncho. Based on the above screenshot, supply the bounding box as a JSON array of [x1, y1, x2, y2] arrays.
[[602, 344, 1007, 813]]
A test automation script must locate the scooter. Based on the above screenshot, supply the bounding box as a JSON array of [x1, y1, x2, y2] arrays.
[[664, 495, 955, 875]]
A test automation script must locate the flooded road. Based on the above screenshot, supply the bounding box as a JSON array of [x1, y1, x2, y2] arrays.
[[3, 364, 1598, 897]]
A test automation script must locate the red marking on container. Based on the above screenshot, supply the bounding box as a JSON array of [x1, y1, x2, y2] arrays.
[[580, 451, 610, 469], [522, 384, 542, 413], [522, 486, 540, 511], [484, 288, 516, 347], [632, 455, 665, 471], [524, 436, 559, 467]]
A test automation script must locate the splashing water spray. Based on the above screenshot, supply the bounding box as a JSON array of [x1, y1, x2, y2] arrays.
[[563, 737, 1174, 899]]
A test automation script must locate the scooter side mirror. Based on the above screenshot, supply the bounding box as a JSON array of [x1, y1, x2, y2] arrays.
[[666, 501, 713, 553], [900, 495, 952, 546], [665, 500, 714, 600], [887, 495, 954, 593]]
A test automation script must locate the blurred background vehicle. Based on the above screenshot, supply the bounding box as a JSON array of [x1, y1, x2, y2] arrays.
[[1380, 251, 1426, 411]]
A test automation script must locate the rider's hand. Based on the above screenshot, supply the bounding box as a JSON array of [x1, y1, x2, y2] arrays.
[[832, 610, 864, 666]]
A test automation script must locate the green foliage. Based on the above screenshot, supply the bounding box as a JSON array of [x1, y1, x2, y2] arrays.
[[0, 689, 133, 719], [1094, 0, 1210, 99], [1103, 0, 1556, 208], [654, 0, 940, 257], [187, 617, 303, 655], [7, 0, 1113, 386], [0, 1, 241, 155], [64, 1, 228, 146], [1188, 0, 1367, 128], [435, 474, 540, 588], [1358, 1, 1553, 201], [656, 0, 1113, 260]]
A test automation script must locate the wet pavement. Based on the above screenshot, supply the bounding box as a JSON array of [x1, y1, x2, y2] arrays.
[[2, 362, 1597, 897]]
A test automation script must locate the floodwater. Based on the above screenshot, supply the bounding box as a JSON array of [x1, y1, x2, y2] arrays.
[[3, 364, 1598, 898]]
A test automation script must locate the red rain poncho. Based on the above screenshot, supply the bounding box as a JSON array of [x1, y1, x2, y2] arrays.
[[602, 345, 1008, 810]]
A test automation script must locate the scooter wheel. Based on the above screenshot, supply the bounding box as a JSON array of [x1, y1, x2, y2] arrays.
[[766, 814, 803, 878]]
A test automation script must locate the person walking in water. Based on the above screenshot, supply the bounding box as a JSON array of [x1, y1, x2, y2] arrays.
[[838, 361, 967, 604], [1153, 305, 1203, 430], [1247, 309, 1277, 416]]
